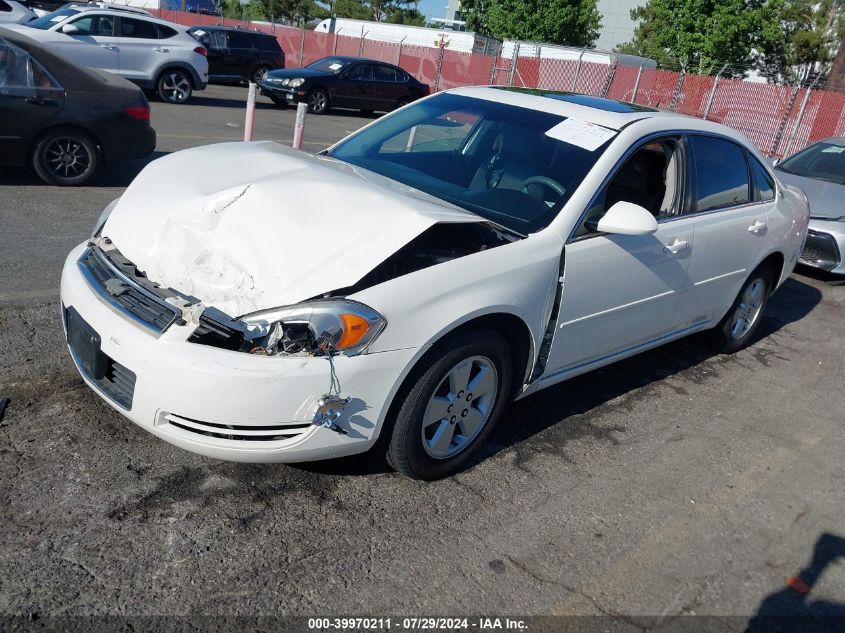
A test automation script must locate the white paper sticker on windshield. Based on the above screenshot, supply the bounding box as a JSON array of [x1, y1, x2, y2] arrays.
[[193, 29, 206, 36], [329, 63, 343, 70], [821, 145, 845, 153], [545, 118, 616, 151], [50, 15, 65, 21]]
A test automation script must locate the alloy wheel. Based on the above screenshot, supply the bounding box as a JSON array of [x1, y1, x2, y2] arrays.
[[730, 277, 766, 339], [161, 72, 191, 103], [44, 137, 91, 180], [308, 90, 327, 113], [420, 355, 498, 459]]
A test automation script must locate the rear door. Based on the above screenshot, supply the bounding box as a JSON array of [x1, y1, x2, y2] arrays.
[[116, 16, 172, 82], [225, 30, 256, 81], [671, 135, 772, 328], [53, 12, 118, 74], [371, 63, 403, 110]]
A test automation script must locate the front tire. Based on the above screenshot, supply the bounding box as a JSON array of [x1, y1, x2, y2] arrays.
[[712, 268, 772, 353], [306, 87, 329, 114], [157, 69, 193, 104], [32, 128, 98, 186], [386, 331, 512, 480]]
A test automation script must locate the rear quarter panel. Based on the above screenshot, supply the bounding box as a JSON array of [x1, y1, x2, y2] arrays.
[[769, 181, 810, 286]]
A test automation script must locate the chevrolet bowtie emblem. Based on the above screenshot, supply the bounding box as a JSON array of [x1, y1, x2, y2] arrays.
[[104, 278, 130, 297]]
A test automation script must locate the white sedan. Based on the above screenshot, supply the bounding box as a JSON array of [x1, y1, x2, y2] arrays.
[[60, 87, 809, 479]]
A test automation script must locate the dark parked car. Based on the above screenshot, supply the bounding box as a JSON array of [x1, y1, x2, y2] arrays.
[[185, 0, 219, 15], [0, 27, 155, 185], [189, 25, 284, 84], [259, 56, 429, 114]]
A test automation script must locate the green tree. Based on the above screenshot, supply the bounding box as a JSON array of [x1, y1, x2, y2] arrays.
[[460, 0, 600, 46], [759, 0, 845, 83], [616, 0, 784, 76]]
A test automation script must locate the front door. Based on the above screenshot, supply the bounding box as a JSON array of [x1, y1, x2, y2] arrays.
[[53, 13, 118, 75], [543, 136, 696, 376]]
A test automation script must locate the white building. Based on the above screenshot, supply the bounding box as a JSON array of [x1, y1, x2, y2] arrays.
[[594, 0, 646, 50]]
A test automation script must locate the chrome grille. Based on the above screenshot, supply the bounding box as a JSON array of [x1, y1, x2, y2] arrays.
[[800, 230, 841, 271], [162, 413, 313, 443], [78, 246, 182, 334]]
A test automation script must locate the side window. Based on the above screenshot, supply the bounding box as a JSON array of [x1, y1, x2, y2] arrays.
[[689, 135, 750, 212], [31, 59, 61, 89], [227, 31, 253, 49], [255, 36, 280, 51], [748, 153, 775, 202], [576, 137, 683, 237], [349, 63, 373, 80], [157, 24, 178, 39], [373, 64, 397, 82], [0, 1, 11, 12], [119, 17, 160, 39], [68, 15, 115, 36], [0, 43, 32, 94]]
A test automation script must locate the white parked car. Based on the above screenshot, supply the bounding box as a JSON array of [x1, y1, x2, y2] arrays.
[[6, 3, 207, 103], [61, 88, 809, 479], [0, 0, 36, 24]]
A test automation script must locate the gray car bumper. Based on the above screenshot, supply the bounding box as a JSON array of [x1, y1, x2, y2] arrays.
[[801, 219, 845, 274]]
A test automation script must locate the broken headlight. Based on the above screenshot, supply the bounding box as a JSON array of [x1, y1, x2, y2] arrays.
[[241, 300, 386, 356]]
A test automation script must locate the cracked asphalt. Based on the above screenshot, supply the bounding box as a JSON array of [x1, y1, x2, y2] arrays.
[[1, 85, 844, 630]]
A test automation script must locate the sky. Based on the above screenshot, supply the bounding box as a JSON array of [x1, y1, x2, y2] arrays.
[[418, 0, 445, 20]]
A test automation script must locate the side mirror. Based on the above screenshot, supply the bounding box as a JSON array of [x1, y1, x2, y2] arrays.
[[596, 201, 658, 236], [60, 23, 80, 35]]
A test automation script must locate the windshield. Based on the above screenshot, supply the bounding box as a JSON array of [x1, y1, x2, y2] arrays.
[[778, 141, 845, 185], [306, 57, 351, 74], [27, 7, 79, 29], [327, 93, 613, 233]]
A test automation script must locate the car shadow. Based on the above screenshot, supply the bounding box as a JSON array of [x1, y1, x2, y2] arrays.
[[0, 150, 169, 188], [180, 94, 280, 110], [301, 275, 822, 478], [745, 532, 845, 632], [795, 263, 845, 286]]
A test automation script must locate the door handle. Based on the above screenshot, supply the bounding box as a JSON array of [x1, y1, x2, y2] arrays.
[[100, 44, 116, 50], [153, 47, 170, 53], [748, 220, 767, 234], [665, 239, 689, 254], [25, 97, 58, 107]]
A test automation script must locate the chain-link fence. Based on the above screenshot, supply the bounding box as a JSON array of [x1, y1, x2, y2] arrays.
[[156, 9, 844, 158]]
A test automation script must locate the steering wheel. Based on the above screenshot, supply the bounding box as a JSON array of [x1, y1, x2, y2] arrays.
[[483, 153, 506, 189], [520, 175, 566, 200]]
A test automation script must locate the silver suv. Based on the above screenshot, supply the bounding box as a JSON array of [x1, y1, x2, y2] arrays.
[[7, 3, 208, 103]]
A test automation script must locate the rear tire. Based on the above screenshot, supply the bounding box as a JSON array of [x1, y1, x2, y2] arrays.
[[306, 87, 329, 114], [157, 69, 193, 104], [386, 331, 512, 480], [394, 97, 411, 109], [711, 267, 772, 353], [32, 128, 98, 186]]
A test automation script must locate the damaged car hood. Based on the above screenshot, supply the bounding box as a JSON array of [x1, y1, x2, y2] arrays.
[[103, 141, 481, 316]]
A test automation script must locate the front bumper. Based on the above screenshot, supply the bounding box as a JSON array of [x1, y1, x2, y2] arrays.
[[258, 82, 305, 104], [60, 242, 419, 463], [800, 220, 845, 274]]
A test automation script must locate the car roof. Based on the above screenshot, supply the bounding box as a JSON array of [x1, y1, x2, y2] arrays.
[[189, 25, 275, 36], [66, 2, 150, 15], [447, 85, 713, 132]]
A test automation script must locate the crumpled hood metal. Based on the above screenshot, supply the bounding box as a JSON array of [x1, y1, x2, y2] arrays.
[[103, 141, 480, 316]]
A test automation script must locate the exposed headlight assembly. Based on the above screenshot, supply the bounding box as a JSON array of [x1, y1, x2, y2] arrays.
[[288, 78, 305, 88], [191, 300, 386, 357]]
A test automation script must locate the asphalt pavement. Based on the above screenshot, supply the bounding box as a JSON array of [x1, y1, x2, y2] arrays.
[[1, 85, 843, 630]]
